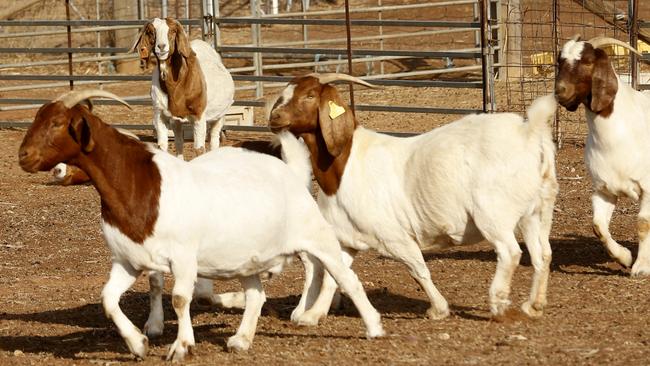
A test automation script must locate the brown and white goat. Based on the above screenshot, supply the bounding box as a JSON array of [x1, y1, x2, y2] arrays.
[[19, 89, 384, 360], [556, 36, 650, 276], [269, 73, 558, 324], [130, 17, 234, 158]]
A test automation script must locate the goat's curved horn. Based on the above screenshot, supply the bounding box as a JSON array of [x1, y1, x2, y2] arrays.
[[571, 34, 582, 42], [55, 90, 132, 110], [308, 73, 379, 88], [588, 36, 642, 56]]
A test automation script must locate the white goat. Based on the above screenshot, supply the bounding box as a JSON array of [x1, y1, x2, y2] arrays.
[[556, 36, 650, 275], [269, 73, 559, 323], [18, 90, 383, 361], [130, 17, 234, 158]]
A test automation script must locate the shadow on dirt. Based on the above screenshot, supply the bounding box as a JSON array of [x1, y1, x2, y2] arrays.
[[422, 235, 634, 277]]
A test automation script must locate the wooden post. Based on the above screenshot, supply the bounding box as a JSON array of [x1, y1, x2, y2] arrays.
[[113, 0, 140, 73], [504, 0, 522, 80]]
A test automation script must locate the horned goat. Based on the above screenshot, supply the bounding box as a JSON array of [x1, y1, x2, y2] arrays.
[[269, 73, 559, 324], [130, 17, 234, 158], [18, 89, 383, 361], [556, 35, 650, 276]]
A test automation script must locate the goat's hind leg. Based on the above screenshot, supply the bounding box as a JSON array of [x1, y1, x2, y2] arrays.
[[305, 237, 384, 338], [632, 191, 650, 276], [209, 116, 225, 150], [292, 248, 355, 326], [166, 255, 198, 361], [519, 213, 552, 318], [227, 275, 266, 352], [102, 261, 148, 358], [593, 191, 632, 267]]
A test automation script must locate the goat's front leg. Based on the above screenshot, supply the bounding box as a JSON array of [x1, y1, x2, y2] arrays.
[[102, 261, 147, 359], [193, 115, 207, 156], [632, 192, 650, 276], [388, 240, 450, 320], [144, 271, 165, 338], [593, 191, 633, 267], [166, 256, 197, 362], [153, 109, 169, 152], [209, 116, 225, 150], [227, 275, 266, 352]]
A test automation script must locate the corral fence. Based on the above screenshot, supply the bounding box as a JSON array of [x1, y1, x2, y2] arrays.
[[0, 0, 648, 146], [0, 0, 501, 137]]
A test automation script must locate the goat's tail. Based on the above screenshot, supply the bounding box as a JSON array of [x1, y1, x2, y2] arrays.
[[272, 131, 313, 191], [525, 93, 557, 137], [526, 94, 558, 197]]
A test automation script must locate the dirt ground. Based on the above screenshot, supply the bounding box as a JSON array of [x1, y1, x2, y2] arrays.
[[1, 102, 650, 365]]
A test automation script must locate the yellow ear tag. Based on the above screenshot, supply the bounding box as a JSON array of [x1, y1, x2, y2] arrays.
[[328, 100, 346, 119]]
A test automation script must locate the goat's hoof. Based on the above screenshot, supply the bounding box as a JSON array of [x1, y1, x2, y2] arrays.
[[614, 249, 634, 268], [490, 299, 512, 317], [125, 333, 148, 359], [143, 320, 164, 338], [521, 301, 544, 318], [631, 261, 650, 276], [227, 335, 251, 352], [426, 306, 450, 320], [166, 339, 194, 362], [365, 324, 386, 339], [293, 310, 323, 326]]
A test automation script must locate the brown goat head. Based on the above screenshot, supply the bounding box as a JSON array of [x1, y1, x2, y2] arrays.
[[18, 90, 130, 173], [130, 18, 191, 63], [555, 36, 640, 117], [268, 74, 374, 157]]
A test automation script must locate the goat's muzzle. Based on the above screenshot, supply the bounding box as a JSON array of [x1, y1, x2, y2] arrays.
[[18, 147, 41, 173], [554, 81, 580, 112]]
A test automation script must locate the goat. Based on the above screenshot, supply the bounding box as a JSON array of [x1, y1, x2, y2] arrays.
[[18, 89, 383, 361], [130, 17, 234, 158], [268, 73, 559, 324], [555, 36, 650, 276]]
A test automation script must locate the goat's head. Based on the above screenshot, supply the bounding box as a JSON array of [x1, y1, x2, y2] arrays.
[[267, 73, 376, 157], [130, 18, 191, 63], [18, 90, 130, 173], [555, 35, 641, 116]]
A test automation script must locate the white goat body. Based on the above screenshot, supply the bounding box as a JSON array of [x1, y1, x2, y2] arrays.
[[272, 85, 558, 323]]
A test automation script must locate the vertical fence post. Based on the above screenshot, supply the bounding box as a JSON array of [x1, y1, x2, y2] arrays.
[[630, 0, 639, 90], [251, 0, 263, 98], [65, 0, 74, 90], [480, 0, 495, 112], [344, 0, 355, 113], [552, 0, 561, 147]]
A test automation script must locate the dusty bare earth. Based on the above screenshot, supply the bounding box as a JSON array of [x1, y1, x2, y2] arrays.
[[1, 104, 650, 365]]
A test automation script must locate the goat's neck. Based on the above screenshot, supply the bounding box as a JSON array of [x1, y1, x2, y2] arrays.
[[69, 120, 161, 244], [159, 52, 206, 118], [299, 130, 353, 196]]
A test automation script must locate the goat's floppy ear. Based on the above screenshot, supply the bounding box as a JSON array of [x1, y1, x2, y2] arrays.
[[129, 23, 151, 61], [590, 48, 618, 114], [68, 110, 95, 153], [172, 19, 192, 58], [318, 84, 355, 157]]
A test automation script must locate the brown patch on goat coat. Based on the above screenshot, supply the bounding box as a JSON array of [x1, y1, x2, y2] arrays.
[[159, 18, 207, 120], [638, 218, 650, 242], [268, 76, 356, 196], [555, 45, 618, 118], [19, 103, 161, 245], [59, 165, 90, 186]]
